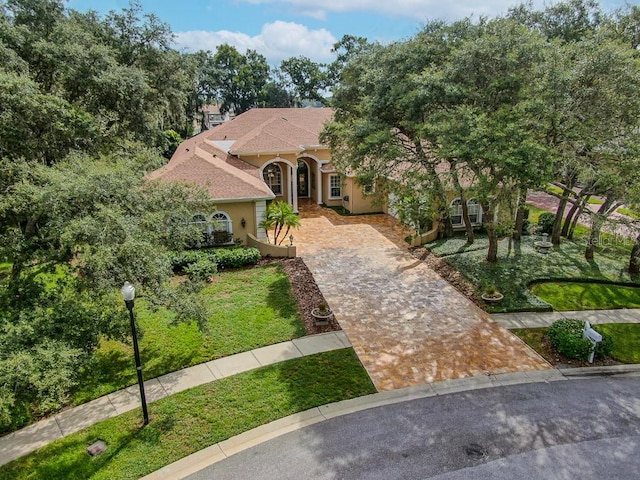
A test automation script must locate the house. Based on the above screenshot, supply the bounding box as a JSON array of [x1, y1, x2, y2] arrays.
[[149, 108, 383, 246], [194, 104, 233, 133], [149, 107, 485, 249]]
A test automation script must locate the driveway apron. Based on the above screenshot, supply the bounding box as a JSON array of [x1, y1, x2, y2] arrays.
[[295, 202, 550, 391]]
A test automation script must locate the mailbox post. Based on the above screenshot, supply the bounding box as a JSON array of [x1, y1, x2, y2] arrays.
[[584, 321, 603, 363]]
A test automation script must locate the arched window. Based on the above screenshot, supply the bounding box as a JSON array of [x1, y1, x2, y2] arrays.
[[450, 198, 463, 226], [467, 198, 482, 225], [210, 211, 233, 244], [263, 164, 282, 195]]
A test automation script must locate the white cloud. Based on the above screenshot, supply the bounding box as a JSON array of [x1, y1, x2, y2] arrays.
[[240, 0, 551, 21], [173, 21, 336, 64]]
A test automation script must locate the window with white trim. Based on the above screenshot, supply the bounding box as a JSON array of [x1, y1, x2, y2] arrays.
[[467, 198, 482, 225], [329, 175, 341, 199], [450, 199, 463, 226], [263, 164, 282, 195], [210, 211, 233, 244], [362, 181, 375, 195]]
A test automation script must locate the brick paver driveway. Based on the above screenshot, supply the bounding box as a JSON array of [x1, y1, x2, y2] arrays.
[[295, 201, 550, 391]]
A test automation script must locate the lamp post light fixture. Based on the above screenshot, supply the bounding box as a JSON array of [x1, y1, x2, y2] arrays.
[[120, 281, 149, 426]]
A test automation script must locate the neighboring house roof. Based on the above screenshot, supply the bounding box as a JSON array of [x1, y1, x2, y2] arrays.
[[147, 138, 275, 202], [149, 107, 333, 202]]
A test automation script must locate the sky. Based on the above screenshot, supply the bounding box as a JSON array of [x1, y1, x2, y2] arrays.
[[66, 0, 630, 64]]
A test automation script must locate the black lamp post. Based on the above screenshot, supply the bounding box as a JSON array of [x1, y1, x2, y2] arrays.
[[120, 281, 149, 426]]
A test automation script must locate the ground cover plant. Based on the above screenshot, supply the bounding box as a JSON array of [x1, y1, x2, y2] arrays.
[[426, 229, 638, 313], [72, 263, 305, 405], [530, 282, 640, 311], [0, 349, 376, 480]]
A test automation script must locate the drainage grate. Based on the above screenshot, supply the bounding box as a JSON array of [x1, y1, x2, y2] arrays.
[[464, 443, 487, 460]]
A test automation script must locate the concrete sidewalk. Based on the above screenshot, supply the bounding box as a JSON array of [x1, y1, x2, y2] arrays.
[[0, 331, 351, 468], [143, 365, 640, 480], [492, 308, 640, 329]]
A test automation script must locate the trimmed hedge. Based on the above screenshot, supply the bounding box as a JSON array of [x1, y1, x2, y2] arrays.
[[547, 319, 613, 361], [171, 247, 261, 272]]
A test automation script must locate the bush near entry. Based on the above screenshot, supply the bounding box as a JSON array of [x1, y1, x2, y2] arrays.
[[171, 247, 261, 271], [547, 319, 613, 361]]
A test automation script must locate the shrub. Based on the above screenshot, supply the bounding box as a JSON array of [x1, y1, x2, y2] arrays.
[[184, 257, 218, 282], [171, 247, 261, 272], [547, 319, 596, 361], [170, 250, 204, 271], [593, 327, 614, 358], [537, 212, 556, 234], [214, 247, 261, 269]]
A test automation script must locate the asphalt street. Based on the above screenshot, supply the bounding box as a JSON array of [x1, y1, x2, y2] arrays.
[[186, 377, 640, 479]]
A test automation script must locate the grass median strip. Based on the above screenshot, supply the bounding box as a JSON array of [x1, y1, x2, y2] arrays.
[[530, 282, 640, 311], [0, 348, 376, 480]]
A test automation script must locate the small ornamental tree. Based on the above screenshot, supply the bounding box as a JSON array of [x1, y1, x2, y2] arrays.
[[260, 201, 301, 245]]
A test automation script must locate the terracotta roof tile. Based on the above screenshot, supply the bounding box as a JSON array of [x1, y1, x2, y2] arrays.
[[147, 144, 274, 201], [148, 107, 333, 200]]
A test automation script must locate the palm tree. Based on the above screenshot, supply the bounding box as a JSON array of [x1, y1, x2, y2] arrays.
[[260, 201, 301, 245]]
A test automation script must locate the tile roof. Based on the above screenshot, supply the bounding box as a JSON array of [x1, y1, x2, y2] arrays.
[[207, 108, 334, 154], [148, 107, 334, 201], [147, 139, 275, 201]]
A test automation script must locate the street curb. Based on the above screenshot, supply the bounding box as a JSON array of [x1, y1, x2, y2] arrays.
[[141, 365, 640, 480]]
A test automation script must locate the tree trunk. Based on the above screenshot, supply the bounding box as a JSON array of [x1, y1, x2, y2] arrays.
[[551, 187, 571, 245], [585, 197, 615, 260], [630, 234, 640, 279], [451, 168, 474, 243], [483, 204, 498, 263], [567, 199, 587, 240], [513, 186, 528, 241], [561, 201, 579, 237], [460, 200, 474, 243]]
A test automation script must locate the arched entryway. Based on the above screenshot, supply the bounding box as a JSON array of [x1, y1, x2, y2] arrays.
[[297, 159, 310, 197]]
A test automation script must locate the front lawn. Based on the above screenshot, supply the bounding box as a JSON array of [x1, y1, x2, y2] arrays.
[[512, 323, 640, 365], [72, 263, 306, 404], [0, 349, 376, 480], [426, 231, 638, 312], [530, 282, 640, 311]]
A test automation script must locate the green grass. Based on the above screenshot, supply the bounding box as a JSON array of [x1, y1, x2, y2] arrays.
[[424, 201, 638, 313], [0, 349, 376, 480], [530, 282, 640, 311], [512, 323, 640, 365], [594, 324, 640, 363], [0, 262, 10, 275], [72, 263, 305, 404], [617, 207, 640, 220], [511, 327, 555, 363], [426, 230, 638, 312]]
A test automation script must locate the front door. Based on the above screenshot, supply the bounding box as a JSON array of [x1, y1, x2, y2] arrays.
[[297, 160, 309, 197]]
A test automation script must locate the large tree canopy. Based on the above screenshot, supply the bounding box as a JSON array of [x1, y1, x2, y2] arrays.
[[0, 147, 213, 431], [324, 1, 640, 264]]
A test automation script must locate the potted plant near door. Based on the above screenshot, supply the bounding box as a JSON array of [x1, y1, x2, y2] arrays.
[[311, 301, 333, 325]]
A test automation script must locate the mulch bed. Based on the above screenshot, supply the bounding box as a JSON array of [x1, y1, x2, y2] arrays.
[[410, 246, 483, 307], [260, 257, 341, 335]]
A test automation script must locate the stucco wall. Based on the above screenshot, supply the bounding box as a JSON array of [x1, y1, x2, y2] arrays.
[[214, 201, 257, 244], [247, 234, 296, 258]]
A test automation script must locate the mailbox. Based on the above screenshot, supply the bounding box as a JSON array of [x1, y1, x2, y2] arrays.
[[583, 321, 603, 363], [585, 328, 602, 343]]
